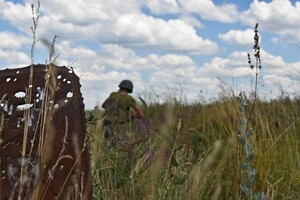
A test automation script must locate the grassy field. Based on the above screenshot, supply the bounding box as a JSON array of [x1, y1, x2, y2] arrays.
[[18, 2, 299, 199], [86, 95, 300, 200]]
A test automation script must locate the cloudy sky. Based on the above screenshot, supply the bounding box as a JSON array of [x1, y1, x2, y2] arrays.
[[1, 0, 300, 109]]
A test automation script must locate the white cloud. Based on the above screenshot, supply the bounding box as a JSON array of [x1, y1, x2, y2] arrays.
[[1, 0, 218, 54], [95, 14, 218, 54], [0, 31, 31, 50], [241, 0, 300, 41], [260, 50, 286, 71], [219, 29, 254, 45], [180, 0, 239, 23], [148, 54, 195, 69], [180, 15, 203, 28], [53, 41, 198, 74], [56, 41, 97, 59], [191, 77, 219, 86], [0, 1, 32, 33], [41, 0, 141, 23], [264, 74, 295, 88], [143, 0, 180, 14], [144, 0, 239, 23], [0, 48, 30, 65], [201, 51, 253, 78]]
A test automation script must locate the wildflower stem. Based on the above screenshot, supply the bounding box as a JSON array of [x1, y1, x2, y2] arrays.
[[246, 23, 261, 129]]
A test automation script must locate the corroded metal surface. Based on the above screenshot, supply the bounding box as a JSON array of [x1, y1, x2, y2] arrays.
[[0, 64, 92, 199]]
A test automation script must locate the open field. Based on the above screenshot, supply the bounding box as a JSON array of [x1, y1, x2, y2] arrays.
[[87, 95, 300, 200]]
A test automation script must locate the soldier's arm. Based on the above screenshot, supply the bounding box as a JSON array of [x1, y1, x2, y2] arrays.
[[129, 96, 144, 118], [134, 105, 144, 118], [101, 97, 110, 109]]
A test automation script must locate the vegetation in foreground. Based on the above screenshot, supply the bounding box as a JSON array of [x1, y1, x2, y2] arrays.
[[87, 94, 300, 200], [23, 2, 299, 199]]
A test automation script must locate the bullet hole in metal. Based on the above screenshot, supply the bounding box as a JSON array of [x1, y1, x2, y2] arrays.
[[54, 104, 59, 109], [16, 103, 33, 111], [36, 87, 45, 100], [1, 101, 13, 116], [67, 92, 73, 98], [15, 91, 26, 98], [8, 105, 13, 115]]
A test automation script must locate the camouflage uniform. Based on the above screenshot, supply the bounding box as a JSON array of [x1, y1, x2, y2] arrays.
[[102, 91, 137, 147]]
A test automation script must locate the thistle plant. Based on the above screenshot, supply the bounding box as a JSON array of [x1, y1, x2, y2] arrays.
[[236, 23, 265, 200], [247, 23, 262, 123], [237, 93, 265, 200]]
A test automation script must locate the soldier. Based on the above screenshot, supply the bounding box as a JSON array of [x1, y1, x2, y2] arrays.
[[101, 80, 144, 147]]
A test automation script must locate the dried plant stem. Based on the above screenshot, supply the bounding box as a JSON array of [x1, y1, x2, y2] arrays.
[[18, 2, 40, 199], [247, 59, 259, 128]]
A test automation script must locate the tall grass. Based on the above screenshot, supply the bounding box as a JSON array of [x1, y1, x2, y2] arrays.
[[88, 94, 300, 199]]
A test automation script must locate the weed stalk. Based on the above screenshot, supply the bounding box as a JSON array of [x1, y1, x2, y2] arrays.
[[237, 23, 265, 200]]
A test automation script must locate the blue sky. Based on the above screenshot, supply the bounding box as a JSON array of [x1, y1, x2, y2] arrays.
[[1, 0, 300, 109]]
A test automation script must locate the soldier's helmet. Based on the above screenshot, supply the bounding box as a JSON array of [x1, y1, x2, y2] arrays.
[[118, 80, 133, 93]]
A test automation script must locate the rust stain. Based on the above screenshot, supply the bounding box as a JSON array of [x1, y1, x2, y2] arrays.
[[0, 64, 92, 199]]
